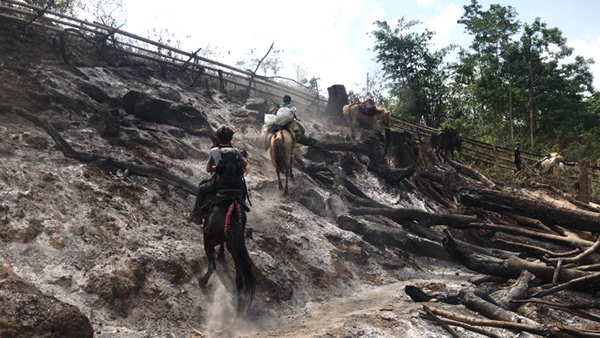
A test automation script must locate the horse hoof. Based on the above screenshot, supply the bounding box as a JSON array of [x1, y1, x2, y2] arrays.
[[198, 276, 210, 288]]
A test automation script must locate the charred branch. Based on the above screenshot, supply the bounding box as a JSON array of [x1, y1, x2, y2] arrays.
[[0, 104, 197, 195], [349, 206, 477, 227]]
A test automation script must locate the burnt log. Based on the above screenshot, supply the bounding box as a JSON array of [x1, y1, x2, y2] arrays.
[[349, 206, 477, 227], [492, 270, 535, 311], [336, 215, 454, 262], [457, 288, 540, 338], [459, 187, 600, 232], [443, 234, 600, 291], [317, 138, 415, 183]]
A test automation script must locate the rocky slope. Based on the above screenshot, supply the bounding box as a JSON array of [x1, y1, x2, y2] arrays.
[[2, 20, 599, 338], [0, 20, 474, 338]]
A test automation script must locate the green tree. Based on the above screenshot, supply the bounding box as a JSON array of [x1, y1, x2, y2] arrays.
[[457, 0, 520, 141], [371, 18, 451, 127], [517, 18, 594, 147]]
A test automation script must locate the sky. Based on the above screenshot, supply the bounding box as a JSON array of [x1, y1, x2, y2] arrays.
[[116, 0, 600, 94]]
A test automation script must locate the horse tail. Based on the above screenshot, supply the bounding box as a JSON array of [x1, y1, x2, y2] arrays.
[[228, 209, 255, 307], [274, 132, 287, 174]]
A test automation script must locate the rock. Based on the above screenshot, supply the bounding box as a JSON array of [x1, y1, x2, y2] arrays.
[[167, 128, 186, 138], [0, 218, 41, 243], [121, 90, 147, 115], [0, 260, 93, 338], [79, 83, 111, 104], [49, 234, 65, 249], [298, 189, 328, 217], [21, 132, 50, 150], [121, 90, 211, 136], [83, 261, 145, 315], [159, 89, 183, 102], [327, 194, 348, 219], [244, 97, 270, 115], [92, 109, 122, 138]]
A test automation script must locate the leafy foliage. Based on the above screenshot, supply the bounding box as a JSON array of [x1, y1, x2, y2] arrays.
[[370, 0, 597, 162], [371, 18, 452, 127]]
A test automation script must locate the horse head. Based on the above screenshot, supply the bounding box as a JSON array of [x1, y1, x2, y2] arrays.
[[376, 108, 391, 127], [453, 134, 462, 152]]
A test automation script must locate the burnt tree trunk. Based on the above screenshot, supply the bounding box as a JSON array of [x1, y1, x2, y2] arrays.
[[386, 131, 419, 168], [442, 234, 600, 291], [325, 84, 348, 119], [336, 215, 454, 262], [459, 188, 600, 232]]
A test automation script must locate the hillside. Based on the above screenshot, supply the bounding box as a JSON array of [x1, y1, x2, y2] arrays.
[[1, 19, 600, 338]]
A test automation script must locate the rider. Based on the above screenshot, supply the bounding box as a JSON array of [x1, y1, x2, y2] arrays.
[[188, 126, 248, 225], [514, 142, 523, 172], [276, 94, 322, 148], [280, 94, 295, 110]]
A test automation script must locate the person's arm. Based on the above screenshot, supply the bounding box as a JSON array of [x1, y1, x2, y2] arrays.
[[242, 159, 248, 174], [206, 151, 217, 173]]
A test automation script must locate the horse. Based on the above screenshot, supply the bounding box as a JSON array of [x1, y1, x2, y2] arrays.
[[430, 128, 462, 162], [342, 103, 390, 140], [535, 153, 565, 175], [198, 191, 255, 314], [270, 129, 296, 195]]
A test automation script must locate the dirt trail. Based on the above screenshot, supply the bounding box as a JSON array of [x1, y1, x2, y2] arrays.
[[241, 275, 472, 338]]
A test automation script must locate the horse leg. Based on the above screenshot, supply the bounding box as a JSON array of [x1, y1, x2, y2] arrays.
[[349, 119, 357, 140], [276, 169, 283, 190], [283, 171, 289, 195], [289, 151, 294, 180], [198, 243, 216, 287], [217, 243, 225, 261]]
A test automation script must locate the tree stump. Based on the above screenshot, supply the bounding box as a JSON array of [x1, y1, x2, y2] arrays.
[[326, 84, 348, 119]]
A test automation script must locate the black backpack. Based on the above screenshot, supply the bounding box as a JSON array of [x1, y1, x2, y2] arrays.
[[215, 148, 244, 182]]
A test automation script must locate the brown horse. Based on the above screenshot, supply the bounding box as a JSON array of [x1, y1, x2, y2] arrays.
[[270, 129, 296, 195], [342, 103, 390, 140], [198, 192, 255, 314], [430, 128, 462, 162]]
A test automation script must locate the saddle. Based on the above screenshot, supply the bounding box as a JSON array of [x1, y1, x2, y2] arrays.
[[198, 189, 250, 225], [350, 101, 377, 117]]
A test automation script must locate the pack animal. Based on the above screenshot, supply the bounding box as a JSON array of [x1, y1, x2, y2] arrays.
[[430, 129, 462, 162], [535, 153, 565, 175], [342, 102, 390, 140], [198, 190, 255, 314], [270, 129, 296, 195]]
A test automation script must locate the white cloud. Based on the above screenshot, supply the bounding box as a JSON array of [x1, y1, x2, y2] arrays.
[[567, 35, 600, 90], [423, 4, 461, 49]]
